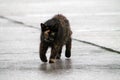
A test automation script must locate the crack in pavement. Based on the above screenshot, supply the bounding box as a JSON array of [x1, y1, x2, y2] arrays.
[[0, 16, 39, 30], [0, 15, 120, 54], [72, 38, 120, 54]]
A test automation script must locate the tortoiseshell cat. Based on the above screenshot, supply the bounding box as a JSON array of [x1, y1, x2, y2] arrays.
[[39, 14, 72, 63]]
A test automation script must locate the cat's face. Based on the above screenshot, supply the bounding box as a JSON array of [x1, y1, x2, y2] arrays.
[[40, 23, 58, 42]]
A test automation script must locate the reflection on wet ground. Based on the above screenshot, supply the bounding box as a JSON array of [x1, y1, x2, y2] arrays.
[[0, 29, 120, 80], [40, 59, 72, 72]]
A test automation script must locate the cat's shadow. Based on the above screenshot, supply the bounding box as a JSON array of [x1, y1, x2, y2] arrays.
[[39, 59, 72, 73]]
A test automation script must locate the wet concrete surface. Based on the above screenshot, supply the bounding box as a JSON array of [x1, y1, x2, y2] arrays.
[[0, 0, 120, 80], [1, 19, 120, 80]]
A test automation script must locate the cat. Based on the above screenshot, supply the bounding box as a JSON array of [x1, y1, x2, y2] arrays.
[[39, 14, 72, 63]]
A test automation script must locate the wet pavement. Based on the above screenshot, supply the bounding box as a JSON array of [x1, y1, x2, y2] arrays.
[[0, 0, 120, 80]]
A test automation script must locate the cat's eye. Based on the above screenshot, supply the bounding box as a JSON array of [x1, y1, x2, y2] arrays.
[[51, 32, 55, 36]]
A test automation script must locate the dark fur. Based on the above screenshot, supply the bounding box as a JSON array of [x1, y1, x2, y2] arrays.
[[39, 14, 72, 63]]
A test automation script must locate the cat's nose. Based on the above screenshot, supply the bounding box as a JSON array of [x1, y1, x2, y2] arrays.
[[49, 38, 54, 41]]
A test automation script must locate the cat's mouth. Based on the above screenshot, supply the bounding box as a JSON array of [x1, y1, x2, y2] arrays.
[[44, 38, 54, 42]]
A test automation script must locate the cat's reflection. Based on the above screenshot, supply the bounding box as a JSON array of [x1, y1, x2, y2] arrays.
[[39, 59, 72, 72]]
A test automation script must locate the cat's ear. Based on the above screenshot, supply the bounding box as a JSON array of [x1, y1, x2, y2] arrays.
[[40, 23, 45, 31], [40, 23, 45, 28]]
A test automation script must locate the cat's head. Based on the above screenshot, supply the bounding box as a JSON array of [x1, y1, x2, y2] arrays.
[[40, 23, 58, 42]]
